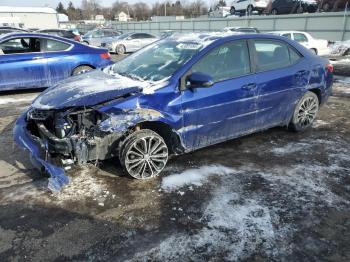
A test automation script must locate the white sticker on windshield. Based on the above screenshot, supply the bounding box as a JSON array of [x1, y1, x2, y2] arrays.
[[176, 43, 202, 50]]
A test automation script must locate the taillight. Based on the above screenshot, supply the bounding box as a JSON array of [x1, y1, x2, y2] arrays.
[[74, 35, 81, 42], [326, 63, 333, 73], [100, 52, 111, 59]]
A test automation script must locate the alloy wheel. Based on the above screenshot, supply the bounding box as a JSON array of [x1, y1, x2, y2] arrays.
[[124, 135, 168, 179], [296, 96, 318, 127]]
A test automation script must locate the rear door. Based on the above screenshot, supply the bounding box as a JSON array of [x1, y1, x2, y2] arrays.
[[252, 39, 308, 128], [41, 37, 75, 86], [180, 40, 259, 150], [0, 37, 49, 90]]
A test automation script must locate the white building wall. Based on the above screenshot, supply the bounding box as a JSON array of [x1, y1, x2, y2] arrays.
[[0, 7, 59, 29]]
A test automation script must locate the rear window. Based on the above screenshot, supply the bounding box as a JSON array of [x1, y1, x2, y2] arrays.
[[253, 39, 302, 72], [44, 39, 71, 51]]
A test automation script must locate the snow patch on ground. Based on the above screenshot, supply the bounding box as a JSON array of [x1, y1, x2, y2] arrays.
[[270, 142, 311, 155], [313, 119, 330, 127], [54, 167, 108, 204], [161, 165, 236, 192]]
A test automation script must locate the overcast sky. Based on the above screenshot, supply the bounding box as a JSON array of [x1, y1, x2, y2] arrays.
[[0, 0, 211, 8]]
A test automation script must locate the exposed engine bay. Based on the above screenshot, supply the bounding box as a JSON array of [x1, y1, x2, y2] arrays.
[[26, 107, 122, 168]]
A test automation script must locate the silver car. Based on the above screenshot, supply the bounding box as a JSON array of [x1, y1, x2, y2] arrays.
[[82, 28, 122, 47], [102, 32, 158, 55]]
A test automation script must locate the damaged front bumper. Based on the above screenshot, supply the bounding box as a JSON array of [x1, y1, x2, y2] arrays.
[[13, 112, 69, 192], [14, 108, 125, 192]]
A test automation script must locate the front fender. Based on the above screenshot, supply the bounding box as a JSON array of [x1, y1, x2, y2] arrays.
[[98, 108, 170, 133]]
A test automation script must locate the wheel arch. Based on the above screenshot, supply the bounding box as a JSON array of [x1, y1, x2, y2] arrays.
[[138, 121, 185, 155], [309, 88, 322, 104], [71, 64, 95, 75]]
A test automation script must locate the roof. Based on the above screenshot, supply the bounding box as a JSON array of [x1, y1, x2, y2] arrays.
[[0, 6, 57, 14], [267, 30, 306, 34]]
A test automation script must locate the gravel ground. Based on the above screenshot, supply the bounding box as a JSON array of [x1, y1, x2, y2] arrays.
[[0, 67, 349, 260]]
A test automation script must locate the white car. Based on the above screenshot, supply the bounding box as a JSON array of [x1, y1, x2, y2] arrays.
[[102, 32, 158, 55], [230, 0, 269, 15], [268, 31, 329, 56]]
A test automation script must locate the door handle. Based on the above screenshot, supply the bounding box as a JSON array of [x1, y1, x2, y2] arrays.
[[241, 83, 257, 90], [32, 56, 44, 60]]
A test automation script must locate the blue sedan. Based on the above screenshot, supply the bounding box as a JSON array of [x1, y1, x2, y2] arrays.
[[0, 33, 114, 91], [14, 33, 333, 191]]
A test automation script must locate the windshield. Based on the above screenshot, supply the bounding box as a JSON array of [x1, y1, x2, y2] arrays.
[[111, 40, 203, 82]]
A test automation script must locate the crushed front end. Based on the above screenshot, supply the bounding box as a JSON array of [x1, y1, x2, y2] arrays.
[[14, 107, 123, 192]]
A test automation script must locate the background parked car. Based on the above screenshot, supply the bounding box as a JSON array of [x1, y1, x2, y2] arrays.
[[223, 27, 260, 33], [270, 0, 318, 14], [319, 0, 350, 11], [268, 31, 329, 55], [81, 28, 122, 46], [230, 0, 269, 15], [102, 32, 159, 55], [0, 26, 28, 35], [0, 33, 113, 91], [36, 29, 81, 42]]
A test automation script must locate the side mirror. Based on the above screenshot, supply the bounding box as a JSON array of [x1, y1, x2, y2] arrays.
[[186, 72, 214, 88]]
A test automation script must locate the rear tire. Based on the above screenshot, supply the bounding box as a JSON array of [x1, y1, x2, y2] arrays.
[[120, 129, 168, 179], [230, 6, 236, 15], [72, 65, 93, 76], [116, 44, 126, 55], [289, 91, 319, 132]]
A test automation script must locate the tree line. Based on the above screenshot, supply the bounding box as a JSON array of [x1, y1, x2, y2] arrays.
[[56, 0, 229, 21]]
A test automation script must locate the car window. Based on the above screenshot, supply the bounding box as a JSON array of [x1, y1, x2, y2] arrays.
[[0, 37, 40, 54], [289, 47, 302, 64], [44, 39, 71, 52], [253, 39, 301, 72], [293, 33, 308, 43], [192, 40, 251, 83], [92, 30, 103, 38], [282, 33, 292, 39], [131, 33, 143, 39], [143, 33, 156, 38], [61, 31, 75, 38]]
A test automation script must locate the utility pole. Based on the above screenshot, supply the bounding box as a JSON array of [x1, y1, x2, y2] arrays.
[[165, 2, 167, 16]]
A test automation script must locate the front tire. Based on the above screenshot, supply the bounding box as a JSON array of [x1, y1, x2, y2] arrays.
[[289, 91, 319, 132], [271, 8, 278, 15], [116, 44, 126, 55], [120, 129, 168, 179], [310, 48, 318, 55]]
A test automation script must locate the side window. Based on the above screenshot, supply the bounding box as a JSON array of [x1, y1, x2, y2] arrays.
[[282, 33, 292, 39], [289, 47, 302, 64], [44, 39, 71, 52], [0, 37, 40, 54], [253, 40, 302, 72], [192, 40, 251, 83], [293, 33, 308, 43], [131, 34, 142, 39]]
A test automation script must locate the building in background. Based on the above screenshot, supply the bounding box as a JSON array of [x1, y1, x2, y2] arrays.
[[115, 11, 130, 22], [0, 6, 59, 29]]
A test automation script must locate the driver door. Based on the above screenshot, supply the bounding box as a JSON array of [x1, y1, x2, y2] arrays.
[[180, 40, 259, 150], [0, 37, 49, 91]]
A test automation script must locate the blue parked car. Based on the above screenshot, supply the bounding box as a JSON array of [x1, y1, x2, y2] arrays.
[[14, 33, 333, 191], [0, 33, 114, 91]]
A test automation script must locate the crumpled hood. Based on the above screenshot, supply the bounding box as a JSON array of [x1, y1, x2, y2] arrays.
[[32, 69, 148, 110]]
